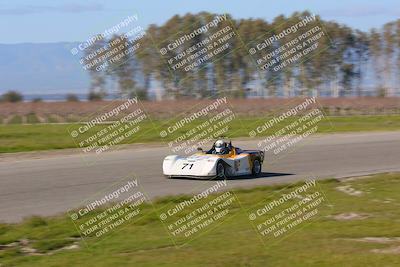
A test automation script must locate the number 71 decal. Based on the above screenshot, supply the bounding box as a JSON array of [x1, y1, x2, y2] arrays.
[[182, 163, 194, 169]]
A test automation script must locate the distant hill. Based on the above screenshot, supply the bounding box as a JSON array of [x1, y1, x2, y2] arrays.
[[0, 42, 90, 95]]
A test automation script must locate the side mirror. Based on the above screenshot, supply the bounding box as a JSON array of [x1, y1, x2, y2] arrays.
[[197, 147, 203, 152]]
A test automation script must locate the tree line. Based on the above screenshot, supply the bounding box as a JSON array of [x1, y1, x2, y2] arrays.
[[83, 11, 400, 100]]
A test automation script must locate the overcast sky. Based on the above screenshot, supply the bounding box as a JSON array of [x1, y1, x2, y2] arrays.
[[1, 0, 400, 44]]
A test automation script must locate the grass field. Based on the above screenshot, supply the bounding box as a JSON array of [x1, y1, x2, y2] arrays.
[[0, 172, 399, 266], [0, 115, 399, 153]]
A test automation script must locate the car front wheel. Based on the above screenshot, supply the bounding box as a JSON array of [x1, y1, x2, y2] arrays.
[[216, 162, 226, 179], [252, 159, 262, 176]]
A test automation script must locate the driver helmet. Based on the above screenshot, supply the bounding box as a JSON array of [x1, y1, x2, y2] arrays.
[[215, 139, 226, 154]]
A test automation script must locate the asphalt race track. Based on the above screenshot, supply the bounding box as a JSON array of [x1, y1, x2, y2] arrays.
[[0, 131, 399, 223]]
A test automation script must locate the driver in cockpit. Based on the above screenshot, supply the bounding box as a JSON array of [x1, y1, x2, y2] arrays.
[[207, 139, 231, 155]]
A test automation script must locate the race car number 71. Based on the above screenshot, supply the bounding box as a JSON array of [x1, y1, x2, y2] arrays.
[[182, 163, 194, 169]]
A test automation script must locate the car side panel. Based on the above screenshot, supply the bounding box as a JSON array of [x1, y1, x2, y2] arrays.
[[222, 154, 251, 176], [163, 155, 219, 177], [235, 154, 251, 175]]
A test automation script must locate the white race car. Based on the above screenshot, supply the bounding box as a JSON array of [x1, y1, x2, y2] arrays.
[[163, 139, 264, 179]]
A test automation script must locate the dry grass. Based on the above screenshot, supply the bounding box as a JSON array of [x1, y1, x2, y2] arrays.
[[0, 97, 399, 123]]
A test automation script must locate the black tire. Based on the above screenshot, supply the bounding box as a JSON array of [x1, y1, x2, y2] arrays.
[[216, 161, 226, 179], [252, 159, 262, 176]]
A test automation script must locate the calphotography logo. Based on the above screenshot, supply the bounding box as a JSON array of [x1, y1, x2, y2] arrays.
[[247, 13, 332, 75], [68, 97, 152, 164], [248, 97, 332, 163], [72, 15, 139, 55], [156, 13, 241, 83], [158, 96, 241, 156], [68, 176, 151, 244], [70, 14, 148, 76], [245, 178, 331, 246], [155, 180, 242, 247]]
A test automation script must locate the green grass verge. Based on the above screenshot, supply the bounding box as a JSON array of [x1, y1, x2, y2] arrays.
[[26, 114, 40, 124], [7, 115, 22, 124], [0, 115, 399, 153], [0, 173, 399, 266]]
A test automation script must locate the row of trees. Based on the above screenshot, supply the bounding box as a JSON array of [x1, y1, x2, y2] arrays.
[[0, 91, 24, 102], [83, 11, 400, 99], [0, 91, 105, 102]]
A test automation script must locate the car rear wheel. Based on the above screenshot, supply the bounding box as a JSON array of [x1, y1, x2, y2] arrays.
[[252, 159, 262, 176], [216, 162, 226, 179]]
